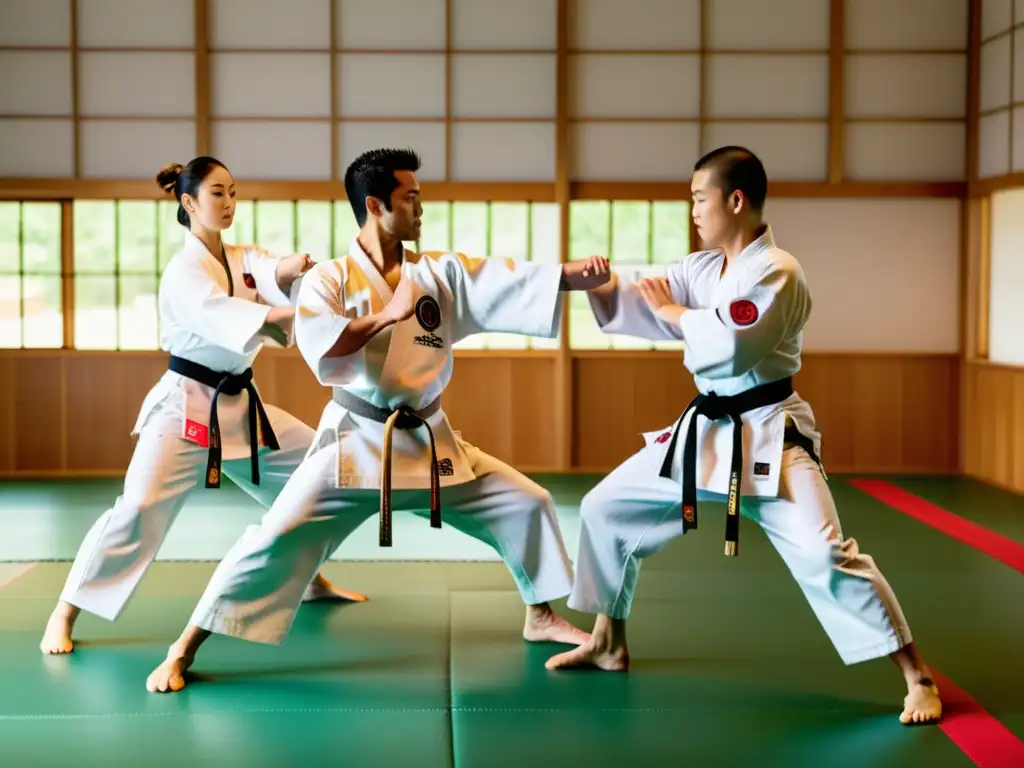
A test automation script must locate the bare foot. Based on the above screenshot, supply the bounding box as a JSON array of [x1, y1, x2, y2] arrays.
[[545, 638, 629, 671], [146, 651, 195, 694], [900, 679, 942, 724], [523, 605, 590, 646], [545, 614, 628, 671], [302, 572, 368, 603], [40, 602, 79, 655]]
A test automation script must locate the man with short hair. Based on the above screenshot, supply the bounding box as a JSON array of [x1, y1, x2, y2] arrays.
[[545, 146, 943, 726], [145, 148, 609, 693]]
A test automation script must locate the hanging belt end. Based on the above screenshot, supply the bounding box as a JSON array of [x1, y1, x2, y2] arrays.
[[724, 540, 738, 557]]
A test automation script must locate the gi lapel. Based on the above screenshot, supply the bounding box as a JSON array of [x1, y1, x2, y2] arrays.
[[348, 237, 395, 303]]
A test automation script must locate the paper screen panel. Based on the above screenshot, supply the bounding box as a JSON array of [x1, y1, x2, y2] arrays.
[[80, 121, 196, 178], [571, 0, 701, 50], [845, 0, 968, 50], [989, 188, 1024, 365], [845, 54, 967, 118], [450, 54, 556, 118], [570, 54, 700, 118], [706, 55, 829, 118], [339, 54, 446, 118], [77, 0, 193, 48], [1013, 105, 1024, 169], [212, 121, 332, 179], [980, 36, 1012, 113], [337, 0, 446, 50], [209, 0, 330, 49], [982, 0, 1014, 39], [338, 122, 446, 180], [212, 53, 332, 117], [702, 123, 829, 181], [451, 0, 557, 50], [451, 123, 555, 181], [0, 120, 74, 177], [1014, 28, 1024, 101], [0, 0, 70, 46], [845, 123, 966, 180], [78, 52, 194, 117], [0, 53, 72, 116], [978, 110, 1011, 177], [572, 123, 701, 181], [707, 0, 829, 50]]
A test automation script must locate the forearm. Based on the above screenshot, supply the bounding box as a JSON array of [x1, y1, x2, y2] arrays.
[[325, 311, 396, 358], [585, 274, 620, 317]]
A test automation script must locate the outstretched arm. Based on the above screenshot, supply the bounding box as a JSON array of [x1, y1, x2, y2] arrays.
[[242, 247, 315, 307], [438, 253, 609, 342], [586, 261, 690, 342]]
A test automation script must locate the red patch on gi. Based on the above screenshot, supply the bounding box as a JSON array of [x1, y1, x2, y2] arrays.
[[184, 419, 210, 448], [729, 299, 758, 326], [242, 273, 256, 289], [655, 431, 672, 444]]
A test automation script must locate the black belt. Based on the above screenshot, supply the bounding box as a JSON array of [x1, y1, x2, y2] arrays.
[[168, 356, 280, 488], [333, 388, 443, 547], [658, 377, 800, 557]]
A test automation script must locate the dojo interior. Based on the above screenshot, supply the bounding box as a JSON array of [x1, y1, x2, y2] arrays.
[[1, 0, 1022, 765]]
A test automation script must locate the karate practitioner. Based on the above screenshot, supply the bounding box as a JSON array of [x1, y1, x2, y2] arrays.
[[545, 147, 943, 726], [40, 156, 364, 656], [145, 147, 608, 693]]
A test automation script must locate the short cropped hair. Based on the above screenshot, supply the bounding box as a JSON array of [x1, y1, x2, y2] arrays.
[[693, 146, 768, 212], [343, 148, 421, 226]]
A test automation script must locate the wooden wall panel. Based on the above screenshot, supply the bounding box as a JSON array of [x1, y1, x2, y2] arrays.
[[574, 352, 960, 473], [0, 350, 956, 477], [962, 360, 1024, 492], [572, 353, 696, 469]]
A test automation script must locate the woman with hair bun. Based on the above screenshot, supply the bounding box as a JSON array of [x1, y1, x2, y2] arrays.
[[40, 156, 365, 655]]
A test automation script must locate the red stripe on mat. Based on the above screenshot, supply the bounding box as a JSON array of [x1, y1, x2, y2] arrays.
[[847, 480, 1024, 574], [929, 668, 1024, 767], [849, 480, 1024, 764]]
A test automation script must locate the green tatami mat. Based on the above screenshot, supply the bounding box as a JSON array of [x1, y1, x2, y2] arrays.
[[0, 710, 452, 768], [0, 594, 451, 717], [878, 475, 1024, 544], [448, 595, 968, 767], [0, 569, 453, 766]]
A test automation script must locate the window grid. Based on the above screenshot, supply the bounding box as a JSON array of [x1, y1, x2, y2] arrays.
[[569, 199, 689, 351], [10, 197, 694, 353], [0, 201, 63, 349]]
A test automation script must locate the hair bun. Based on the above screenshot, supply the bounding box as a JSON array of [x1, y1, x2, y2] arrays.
[[155, 162, 184, 194]]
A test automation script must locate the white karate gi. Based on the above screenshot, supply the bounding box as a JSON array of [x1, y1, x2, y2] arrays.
[[183, 240, 576, 645], [59, 232, 315, 621], [568, 226, 913, 665]]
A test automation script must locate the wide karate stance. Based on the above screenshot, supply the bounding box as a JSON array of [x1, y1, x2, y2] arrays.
[[41, 156, 363, 656], [546, 147, 943, 726], [145, 148, 608, 693]]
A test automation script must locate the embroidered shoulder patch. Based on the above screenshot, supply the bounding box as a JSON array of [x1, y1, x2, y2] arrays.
[[729, 299, 758, 326]]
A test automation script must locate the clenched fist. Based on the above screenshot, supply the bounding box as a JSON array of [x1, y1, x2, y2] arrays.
[[276, 253, 315, 284], [561, 256, 611, 291]]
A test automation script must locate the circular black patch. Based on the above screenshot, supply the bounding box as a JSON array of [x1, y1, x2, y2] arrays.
[[415, 295, 441, 332]]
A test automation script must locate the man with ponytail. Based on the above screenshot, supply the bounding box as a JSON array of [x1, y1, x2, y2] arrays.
[[40, 156, 365, 656]]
